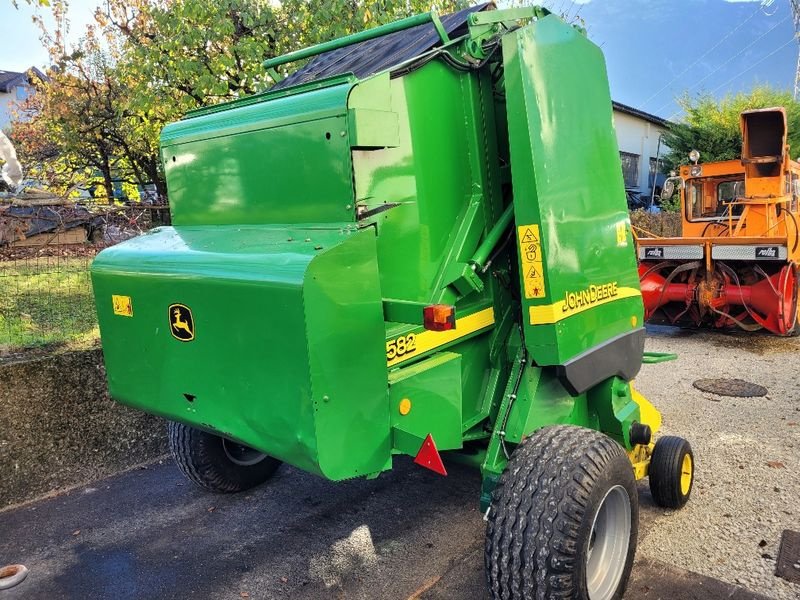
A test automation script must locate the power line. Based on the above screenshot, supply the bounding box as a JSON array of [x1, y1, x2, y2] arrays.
[[640, 4, 764, 110], [709, 36, 797, 96], [563, 1, 579, 22], [558, 1, 573, 18], [652, 12, 791, 115], [761, 0, 781, 17], [667, 36, 797, 121], [572, 2, 586, 23]]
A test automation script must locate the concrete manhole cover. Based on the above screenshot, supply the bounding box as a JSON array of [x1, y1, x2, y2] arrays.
[[776, 530, 800, 584], [692, 378, 767, 397]]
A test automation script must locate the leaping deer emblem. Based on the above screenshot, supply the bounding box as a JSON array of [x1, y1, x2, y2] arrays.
[[169, 305, 194, 340]]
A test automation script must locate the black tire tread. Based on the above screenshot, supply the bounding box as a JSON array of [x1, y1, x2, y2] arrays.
[[648, 435, 693, 509], [485, 425, 637, 600], [167, 421, 280, 493]]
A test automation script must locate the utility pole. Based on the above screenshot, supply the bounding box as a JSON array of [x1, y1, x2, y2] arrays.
[[792, 0, 800, 99], [764, 0, 800, 98]]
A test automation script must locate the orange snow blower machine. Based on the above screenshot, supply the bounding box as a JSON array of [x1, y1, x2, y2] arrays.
[[636, 107, 800, 335]]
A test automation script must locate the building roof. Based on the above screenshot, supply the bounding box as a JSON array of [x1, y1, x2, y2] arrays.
[[612, 101, 670, 128], [0, 68, 47, 93]]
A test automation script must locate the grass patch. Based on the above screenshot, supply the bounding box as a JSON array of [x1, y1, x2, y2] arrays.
[[0, 257, 99, 353]]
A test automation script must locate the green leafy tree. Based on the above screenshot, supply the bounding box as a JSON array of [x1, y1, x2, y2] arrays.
[[12, 6, 139, 199], [663, 86, 800, 170], [17, 0, 463, 198], [101, 0, 463, 128]]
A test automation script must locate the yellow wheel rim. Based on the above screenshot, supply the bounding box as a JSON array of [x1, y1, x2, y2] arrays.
[[680, 454, 693, 496]]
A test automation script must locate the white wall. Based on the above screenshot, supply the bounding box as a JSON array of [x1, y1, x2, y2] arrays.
[[0, 82, 34, 132], [0, 91, 15, 132], [612, 109, 669, 195]]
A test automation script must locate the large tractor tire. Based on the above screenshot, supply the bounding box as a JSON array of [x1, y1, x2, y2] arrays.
[[168, 421, 281, 493], [485, 425, 638, 600], [648, 436, 694, 509]]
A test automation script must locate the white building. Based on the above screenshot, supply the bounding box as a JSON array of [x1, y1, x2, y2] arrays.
[[612, 101, 670, 198], [0, 68, 44, 132]]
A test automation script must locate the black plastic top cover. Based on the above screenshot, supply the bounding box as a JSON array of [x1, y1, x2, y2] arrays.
[[273, 3, 491, 90]]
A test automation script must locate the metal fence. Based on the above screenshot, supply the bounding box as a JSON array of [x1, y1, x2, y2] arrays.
[[0, 201, 170, 354]]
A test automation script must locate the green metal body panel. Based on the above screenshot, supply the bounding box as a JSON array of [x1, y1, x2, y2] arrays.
[[500, 369, 638, 449], [389, 352, 463, 456], [351, 63, 504, 305], [502, 17, 644, 366], [161, 83, 356, 226], [92, 225, 390, 480], [92, 7, 659, 504], [502, 369, 597, 442]]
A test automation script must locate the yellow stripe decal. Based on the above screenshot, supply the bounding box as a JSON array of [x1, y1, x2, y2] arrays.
[[528, 286, 641, 325], [386, 307, 495, 367]]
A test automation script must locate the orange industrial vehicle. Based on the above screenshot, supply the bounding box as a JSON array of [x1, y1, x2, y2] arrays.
[[636, 107, 800, 335]]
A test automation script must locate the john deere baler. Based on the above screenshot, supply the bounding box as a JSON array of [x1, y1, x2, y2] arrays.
[[93, 6, 693, 599]]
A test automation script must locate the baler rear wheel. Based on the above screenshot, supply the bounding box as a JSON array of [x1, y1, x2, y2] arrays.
[[485, 425, 638, 600], [168, 421, 281, 493], [648, 436, 693, 509]]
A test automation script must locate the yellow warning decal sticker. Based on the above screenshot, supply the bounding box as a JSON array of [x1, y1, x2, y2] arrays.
[[386, 307, 495, 367], [529, 284, 641, 325], [112, 295, 133, 317], [616, 221, 628, 247], [518, 224, 545, 299]]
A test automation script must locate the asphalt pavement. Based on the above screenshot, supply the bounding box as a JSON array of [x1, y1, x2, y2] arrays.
[[0, 456, 771, 600]]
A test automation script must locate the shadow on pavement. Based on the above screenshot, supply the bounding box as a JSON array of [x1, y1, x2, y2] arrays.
[[0, 457, 770, 600]]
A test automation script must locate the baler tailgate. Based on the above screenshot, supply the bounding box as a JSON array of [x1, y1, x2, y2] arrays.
[[502, 16, 645, 391]]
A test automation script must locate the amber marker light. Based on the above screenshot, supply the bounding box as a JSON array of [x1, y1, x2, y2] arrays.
[[423, 304, 456, 331]]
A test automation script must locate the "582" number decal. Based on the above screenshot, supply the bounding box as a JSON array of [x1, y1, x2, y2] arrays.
[[386, 333, 417, 361]]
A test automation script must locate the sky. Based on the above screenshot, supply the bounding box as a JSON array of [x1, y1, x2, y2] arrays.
[[0, 0, 797, 119]]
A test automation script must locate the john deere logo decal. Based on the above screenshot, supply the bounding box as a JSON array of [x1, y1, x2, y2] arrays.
[[169, 304, 195, 341]]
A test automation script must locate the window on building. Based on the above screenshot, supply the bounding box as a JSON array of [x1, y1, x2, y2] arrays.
[[15, 85, 29, 101], [619, 152, 640, 188]]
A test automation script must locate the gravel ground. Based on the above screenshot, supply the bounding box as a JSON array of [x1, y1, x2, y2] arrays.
[[635, 325, 800, 600], [2, 325, 798, 599]]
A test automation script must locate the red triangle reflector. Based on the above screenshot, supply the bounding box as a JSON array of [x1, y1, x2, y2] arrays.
[[414, 433, 447, 476]]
